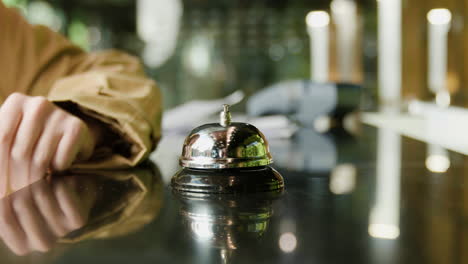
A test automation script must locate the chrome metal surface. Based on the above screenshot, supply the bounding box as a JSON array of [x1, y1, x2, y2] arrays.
[[220, 104, 232, 127], [179, 105, 273, 169], [171, 166, 284, 194]]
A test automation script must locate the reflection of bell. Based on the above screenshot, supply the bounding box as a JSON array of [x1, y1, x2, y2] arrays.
[[172, 105, 284, 194], [174, 191, 282, 263]]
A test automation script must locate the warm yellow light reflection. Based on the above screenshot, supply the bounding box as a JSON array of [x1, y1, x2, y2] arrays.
[[368, 224, 400, 239], [427, 9, 452, 25], [279, 232, 297, 253], [306, 11, 330, 28], [330, 164, 357, 195], [425, 155, 450, 173]]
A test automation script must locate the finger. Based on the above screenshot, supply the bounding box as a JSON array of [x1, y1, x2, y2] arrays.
[[10, 97, 52, 190], [53, 179, 87, 231], [11, 97, 50, 163], [52, 117, 86, 171], [0, 196, 28, 256], [8, 161, 30, 194], [0, 94, 24, 196], [30, 115, 63, 182], [12, 188, 56, 252], [30, 180, 68, 237]]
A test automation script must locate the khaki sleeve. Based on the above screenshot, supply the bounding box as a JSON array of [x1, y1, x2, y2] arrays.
[[47, 52, 163, 168], [0, 3, 162, 168]]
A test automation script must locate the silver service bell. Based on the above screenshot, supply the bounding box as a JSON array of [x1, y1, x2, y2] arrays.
[[171, 105, 284, 194]]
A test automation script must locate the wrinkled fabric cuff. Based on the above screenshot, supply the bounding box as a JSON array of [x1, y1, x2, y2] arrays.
[[47, 71, 159, 168]]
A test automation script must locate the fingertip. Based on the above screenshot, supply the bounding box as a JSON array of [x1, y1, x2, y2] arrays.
[[51, 158, 71, 172], [11, 246, 29, 256]]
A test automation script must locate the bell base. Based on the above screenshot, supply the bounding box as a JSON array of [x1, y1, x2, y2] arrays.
[[171, 166, 284, 194]]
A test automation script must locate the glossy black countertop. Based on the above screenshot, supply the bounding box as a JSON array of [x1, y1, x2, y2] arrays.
[[0, 125, 466, 264]]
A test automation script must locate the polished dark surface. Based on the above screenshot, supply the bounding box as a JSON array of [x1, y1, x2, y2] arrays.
[[0, 125, 466, 264]]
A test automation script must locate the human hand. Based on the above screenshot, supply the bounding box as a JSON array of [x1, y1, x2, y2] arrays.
[[0, 175, 96, 255], [0, 93, 97, 196]]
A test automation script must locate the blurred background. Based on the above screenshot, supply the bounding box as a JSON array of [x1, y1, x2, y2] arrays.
[[3, 2, 468, 263], [4, 0, 466, 110]]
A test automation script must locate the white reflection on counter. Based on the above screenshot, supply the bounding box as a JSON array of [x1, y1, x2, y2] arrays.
[[279, 218, 297, 254], [426, 144, 450, 173], [369, 127, 401, 240], [330, 163, 357, 195], [192, 221, 215, 240], [368, 224, 400, 240], [279, 232, 297, 253]]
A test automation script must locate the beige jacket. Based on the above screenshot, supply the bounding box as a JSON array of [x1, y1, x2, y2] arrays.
[[0, 3, 162, 168]]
